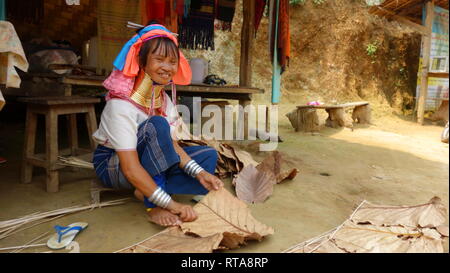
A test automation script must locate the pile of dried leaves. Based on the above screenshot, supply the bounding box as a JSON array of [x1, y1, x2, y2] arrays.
[[283, 197, 449, 253], [116, 188, 274, 253], [233, 151, 298, 204], [179, 139, 258, 179], [180, 139, 298, 204]]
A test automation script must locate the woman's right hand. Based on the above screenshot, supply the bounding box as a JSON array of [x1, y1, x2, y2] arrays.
[[167, 201, 198, 222]]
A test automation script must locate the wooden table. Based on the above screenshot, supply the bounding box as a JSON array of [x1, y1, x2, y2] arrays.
[[288, 101, 371, 132], [59, 74, 264, 137], [9, 73, 264, 138]]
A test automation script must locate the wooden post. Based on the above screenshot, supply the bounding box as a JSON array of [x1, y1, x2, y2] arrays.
[[67, 114, 79, 155], [239, 0, 255, 87], [21, 109, 37, 184], [238, 97, 252, 139], [46, 109, 59, 193], [239, 0, 255, 139], [417, 1, 434, 125]]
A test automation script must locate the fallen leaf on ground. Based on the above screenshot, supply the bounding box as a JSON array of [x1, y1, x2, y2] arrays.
[[277, 168, 299, 183], [180, 187, 274, 249], [178, 139, 260, 177], [117, 227, 223, 253], [436, 225, 449, 237], [284, 197, 448, 253], [351, 197, 447, 228], [256, 151, 299, 183], [235, 164, 275, 203], [330, 221, 444, 253]]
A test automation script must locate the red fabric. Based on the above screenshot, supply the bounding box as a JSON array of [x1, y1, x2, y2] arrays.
[[269, 0, 290, 73], [146, 0, 166, 24], [176, 0, 185, 16], [254, 0, 266, 33], [277, 0, 290, 71]]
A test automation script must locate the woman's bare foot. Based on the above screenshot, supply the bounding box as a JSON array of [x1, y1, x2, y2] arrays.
[[147, 207, 182, 227]]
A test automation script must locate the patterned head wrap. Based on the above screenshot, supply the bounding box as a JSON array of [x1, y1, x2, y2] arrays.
[[103, 24, 191, 115], [113, 24, 191, 85]]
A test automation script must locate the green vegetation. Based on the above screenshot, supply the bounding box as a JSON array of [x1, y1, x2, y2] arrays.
[[289, 0, 326, 5], [366, 42, 378, 57]]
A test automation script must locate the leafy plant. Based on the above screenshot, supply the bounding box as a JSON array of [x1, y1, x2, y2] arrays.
[[366, 41, 379, 60]]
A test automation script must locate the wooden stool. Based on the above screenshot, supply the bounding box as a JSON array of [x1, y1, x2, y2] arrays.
[[18, 96, 100, 192]]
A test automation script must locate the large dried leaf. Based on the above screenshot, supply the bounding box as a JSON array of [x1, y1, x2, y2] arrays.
[[287, 222, 445, 253], [235, 165, 275, 203], [436, 225, 449, 237], [180, 188, 274, 249], [284, 198, 448, 253], [179, 140, 259, 176], [256, 151, 298, 184], [118, 227, 223, 253], [233, 148, 259, 171], [333, 222, 444, 253], [351, 197, 447, 228], [277, 168, 299, 183], [292, 238, 347, 253], [221, 143, 259, 172]]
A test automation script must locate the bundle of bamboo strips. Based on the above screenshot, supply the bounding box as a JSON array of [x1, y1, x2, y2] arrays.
[[58, 156, 94, 169], [0, 198, 129, 240]]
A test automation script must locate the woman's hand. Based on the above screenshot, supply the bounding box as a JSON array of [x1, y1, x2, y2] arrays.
[[167, 201, 197, 222], [196, 171, 224, 191]]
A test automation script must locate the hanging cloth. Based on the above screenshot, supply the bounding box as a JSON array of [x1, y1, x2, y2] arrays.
[[142, 0, 179, 33], [6, 0, 44, 24], [255, 0, 267, 33], [178, 0, 215, 50], [216, 0, 236, 31], [0, 0, 5, 21], [269, 0, 290, 73]]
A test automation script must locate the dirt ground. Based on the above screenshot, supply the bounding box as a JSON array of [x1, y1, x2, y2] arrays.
[[0, 102, 448, 253]]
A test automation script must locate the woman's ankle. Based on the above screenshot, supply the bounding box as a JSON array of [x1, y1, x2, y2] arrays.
[[134, 189, 144, 201]]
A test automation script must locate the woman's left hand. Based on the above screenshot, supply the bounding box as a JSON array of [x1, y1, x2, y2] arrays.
[[196, 171, 224, 191]]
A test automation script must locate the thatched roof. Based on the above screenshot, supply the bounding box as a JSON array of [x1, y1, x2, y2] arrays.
[[369, 0, 448, 23]]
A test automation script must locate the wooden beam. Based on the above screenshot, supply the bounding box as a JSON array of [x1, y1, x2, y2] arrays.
[[392, 14, 429, 35], [377, 6, 430, 36], [417, 1, 435, 125], [239, 0, 255, 87]]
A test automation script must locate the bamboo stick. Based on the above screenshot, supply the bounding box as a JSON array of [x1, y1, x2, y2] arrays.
[[0, 199, 130, 240], [11, 231, 49, 253], [0, 243, 46, 251], [282, 200, 368, 253]]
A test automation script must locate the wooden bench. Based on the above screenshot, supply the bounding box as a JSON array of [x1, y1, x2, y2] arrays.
[[287, 101, 371, 132], [18, 96, 100, 192]]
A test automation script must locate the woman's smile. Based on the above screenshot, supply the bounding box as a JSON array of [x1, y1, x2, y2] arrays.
[[146, 53, 179, 85]]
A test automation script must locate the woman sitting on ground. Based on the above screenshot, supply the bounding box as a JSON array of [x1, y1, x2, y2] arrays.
[[92, 23, 223, 227]]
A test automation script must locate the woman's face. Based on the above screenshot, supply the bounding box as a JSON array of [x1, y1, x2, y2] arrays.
[[145, 48, 178, 85]]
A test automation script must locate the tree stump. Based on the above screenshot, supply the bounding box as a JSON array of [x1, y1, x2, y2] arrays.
[[325, 108, 345, 128], [286, 110, 298, 131], [296, 108, 320, 132], [352, 104, 371, 124]]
